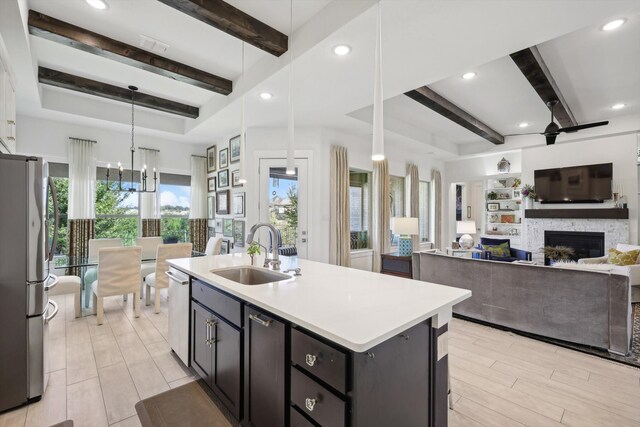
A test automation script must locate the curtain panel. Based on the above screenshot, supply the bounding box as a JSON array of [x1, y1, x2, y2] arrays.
[[67, 219, 95, 276], [189, 219, 207, 253], [329, 145, 351, 267], [142, 219, 161, 237], [431, 169, 442, 250], [68, 138, 97, 219], [140, 148, 160, 219], [372, 159, 390, 272], [406, 163, 419, 251]]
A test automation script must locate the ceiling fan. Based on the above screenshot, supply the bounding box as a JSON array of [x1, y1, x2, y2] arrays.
[[506, 100, 609, 145]]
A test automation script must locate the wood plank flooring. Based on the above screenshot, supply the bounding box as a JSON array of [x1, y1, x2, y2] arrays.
[[0, 292, 638, 427]]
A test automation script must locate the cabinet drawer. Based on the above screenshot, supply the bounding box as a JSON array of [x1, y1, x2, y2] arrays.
[[290, 407, 317, 427], [192, 279, 242, 327], [291, 328, 346, 393], [291, 367, 345, 427], [381, 257, 411, 274]]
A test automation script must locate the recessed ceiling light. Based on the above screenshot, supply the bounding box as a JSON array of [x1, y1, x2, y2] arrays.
[[611, 103, 626, 110], [461, 72, 477, 80], [259, 92, 273, 100], [333, 45, 351, 56], [518, 122, 529, 128], [601, 18, 626, 31], [86, 0, 108, 10]]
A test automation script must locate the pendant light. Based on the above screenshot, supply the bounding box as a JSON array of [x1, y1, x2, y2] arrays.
[[238, 41, 247, 184], [285, 0, 296, 175], [371, 1, 385, 161]]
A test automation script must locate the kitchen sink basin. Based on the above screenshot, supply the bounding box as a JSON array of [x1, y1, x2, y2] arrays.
[[210, 266, 292, 285]]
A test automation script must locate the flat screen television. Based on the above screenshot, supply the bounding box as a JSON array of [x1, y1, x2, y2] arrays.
[[534, 163, 613, 203]]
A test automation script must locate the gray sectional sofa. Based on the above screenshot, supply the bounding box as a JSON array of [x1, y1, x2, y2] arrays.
[[412, 252, 632, 355]]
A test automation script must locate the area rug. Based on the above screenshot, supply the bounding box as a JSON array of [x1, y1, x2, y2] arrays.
[[457, 303, 640, 369], [135, 380, 238, 427]]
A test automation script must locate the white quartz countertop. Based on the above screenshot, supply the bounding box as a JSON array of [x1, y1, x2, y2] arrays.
[[168, 254, 471, 352]]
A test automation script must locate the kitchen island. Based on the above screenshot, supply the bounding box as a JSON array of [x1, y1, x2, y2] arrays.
[[168, 253, 470, 427]]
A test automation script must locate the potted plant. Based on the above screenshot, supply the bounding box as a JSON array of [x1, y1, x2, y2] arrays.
[[247, 242, 261, 266], [542, 246, 575, 265], [521, 184, 537, 209], [487, 191, 498, 200]]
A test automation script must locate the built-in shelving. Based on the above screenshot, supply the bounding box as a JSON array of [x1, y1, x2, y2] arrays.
[[483, 175, 522, 243]]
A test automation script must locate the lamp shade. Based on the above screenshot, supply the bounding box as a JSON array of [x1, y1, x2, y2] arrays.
[[456, 220, 476, 234], [391, 217, 419, 235]]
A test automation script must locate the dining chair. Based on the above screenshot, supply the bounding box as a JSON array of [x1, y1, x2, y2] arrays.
[[83, 238, 123, 307], [91, 246, 142, 325], [204, 236, 223, 256], [136, 236, 164, 298], [145, 243, 192, 314]]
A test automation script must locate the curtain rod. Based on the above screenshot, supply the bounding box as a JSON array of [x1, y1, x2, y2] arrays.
[[191, 155, 207, 159], [69, 137, 97, 144], [139, 147, 160, 152]]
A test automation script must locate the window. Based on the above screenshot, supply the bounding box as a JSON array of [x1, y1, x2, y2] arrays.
[[389, 176, 405, 246], [95, 168, 140, 246], [349, 171, 371, 249], [160, 173, 191, 243], [419, 181, 430, 242], [267, 168, 298, 247], [48, 165, 69, 256]]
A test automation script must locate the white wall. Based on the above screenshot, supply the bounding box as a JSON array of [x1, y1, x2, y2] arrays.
[[521, 133, 639, 244], [16, 115, 205, 174]]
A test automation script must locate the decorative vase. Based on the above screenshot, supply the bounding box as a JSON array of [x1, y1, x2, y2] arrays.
[[525, 198, 533, 210], [398, 236, 413, 256]]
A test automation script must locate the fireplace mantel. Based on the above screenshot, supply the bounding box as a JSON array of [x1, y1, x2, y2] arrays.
[[524, 208, 628, 220]]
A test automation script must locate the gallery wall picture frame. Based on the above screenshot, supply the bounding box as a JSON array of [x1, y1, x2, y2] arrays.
[[233, 192, 245, 217], [216, 190, 230, 215], [233, 220, 245, 247], [220, 239, 230, 255], [215, 219, 223, 232], [229, 135, 241, 163], [208, 227, 216, 239], [206, 145, 216, 172], [223, 218, 233, 237], [487, 203, 500, 212], [231, 170, 243, 187], [207, 177, 216, 193], [218, 169, 229, 188], [219, 147, 229, 169], [207, 196, 215, 220]]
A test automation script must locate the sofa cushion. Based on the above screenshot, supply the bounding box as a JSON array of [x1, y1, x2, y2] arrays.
[[608, 248, 640, 266], [479, 237, 511, 248], [481, 242, 511, 258]]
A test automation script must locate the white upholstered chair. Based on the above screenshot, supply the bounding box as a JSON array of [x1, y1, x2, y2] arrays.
[[84, 238, 123, 307], [136, 236, 164, 297], [204, 236, 223, 256], [91, 246, 142, 325], [579, 243, 640, 302], [47, 275, 82, 318], [145, 243, 192, 313]]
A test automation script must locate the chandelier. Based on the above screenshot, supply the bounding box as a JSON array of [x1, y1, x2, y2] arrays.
[[105, 85, 157, 193]]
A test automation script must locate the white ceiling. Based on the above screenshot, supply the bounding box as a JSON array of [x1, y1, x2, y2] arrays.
[[3, 0, 639, 158]]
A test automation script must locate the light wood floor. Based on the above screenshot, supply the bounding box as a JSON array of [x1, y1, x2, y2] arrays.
[[0, 294, 638, 427]]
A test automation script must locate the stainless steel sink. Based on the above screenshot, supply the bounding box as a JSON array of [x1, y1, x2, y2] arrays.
[[210, 266, 292, 285]]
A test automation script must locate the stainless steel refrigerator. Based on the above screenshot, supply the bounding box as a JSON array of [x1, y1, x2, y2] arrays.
[[0, 153, 60, 411]]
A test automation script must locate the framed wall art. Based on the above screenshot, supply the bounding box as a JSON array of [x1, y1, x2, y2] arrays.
[[233, 192, 245, 217], [231, 170, 243, 187], [207, 177, 216, 193], [218, 169, 229, 188], [229, 135, 241, 163], [216, 190, 230, 215], [206, 145, 216, 173], [207, 196, 215, 219], [219, 147, 229, 169], [220, 239, 230, 255], [223, 218, 233, 237], [233, 220, 245, 247], [487, 203, 500, 212]]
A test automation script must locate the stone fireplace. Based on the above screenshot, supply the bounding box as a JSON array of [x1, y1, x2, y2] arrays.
[[543, 231, 605, 265]]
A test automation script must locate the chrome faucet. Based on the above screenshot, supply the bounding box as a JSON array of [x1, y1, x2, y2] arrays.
[[246, 223, 281, 271]]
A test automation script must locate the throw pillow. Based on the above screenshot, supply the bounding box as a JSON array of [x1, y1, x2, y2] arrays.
[[481, 242, 511, 258], [608, 248, 640, 266]]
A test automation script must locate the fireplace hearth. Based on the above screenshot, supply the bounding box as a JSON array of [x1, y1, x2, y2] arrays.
[[544, 231, 605, 265]]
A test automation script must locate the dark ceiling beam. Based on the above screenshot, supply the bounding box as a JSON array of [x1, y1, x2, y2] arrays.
[[405, 86, 504, 145], [38, 67, 200, 119], [510, 46, 577, 128], [157, 0, 288, 57], [28, 10, 232, 95]]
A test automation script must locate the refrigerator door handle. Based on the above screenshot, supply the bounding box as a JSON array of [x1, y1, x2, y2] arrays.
[[44, 300, 58, 324], [47, 177, 59, 262], [44, 274, 59, 292]]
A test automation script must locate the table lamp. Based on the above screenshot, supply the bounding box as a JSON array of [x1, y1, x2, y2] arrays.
[[392, 217, 419, 256], [456, 220, 477, 249]]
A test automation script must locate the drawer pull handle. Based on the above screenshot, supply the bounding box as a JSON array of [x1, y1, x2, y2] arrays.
[[305, 354, 317, 367], [249, 313, 272, 327], [305, 398, 317, 412]]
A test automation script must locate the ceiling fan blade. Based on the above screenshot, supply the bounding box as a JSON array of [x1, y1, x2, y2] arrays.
[[503, 132, 543, 137], [546, 135, 557, 145], [559, 121, 609, 133]]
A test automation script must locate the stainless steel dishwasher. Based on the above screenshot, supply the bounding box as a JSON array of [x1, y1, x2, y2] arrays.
[[167, 267, 190, 366]]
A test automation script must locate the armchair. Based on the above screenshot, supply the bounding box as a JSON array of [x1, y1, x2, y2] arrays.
[[579, 243, 640, 302], [477, 237, 532, 262], [145, 243, 193, 313], [84, 238, 123, 307]]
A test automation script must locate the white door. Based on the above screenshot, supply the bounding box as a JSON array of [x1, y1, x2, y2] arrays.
[[258, 158, 309, 259]]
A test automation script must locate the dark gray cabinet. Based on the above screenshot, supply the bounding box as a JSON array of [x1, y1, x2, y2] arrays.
[[190, 300, 242, 420], [243, 306, 286, 427]]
